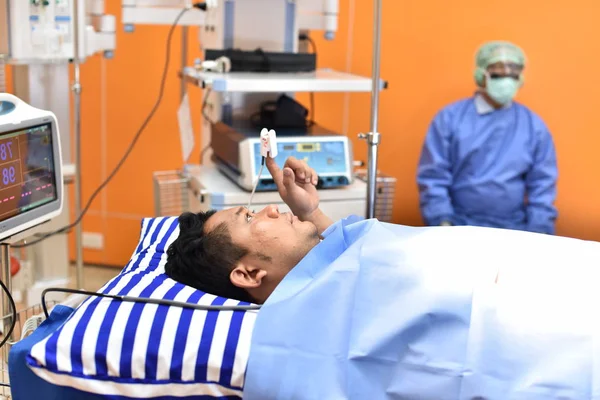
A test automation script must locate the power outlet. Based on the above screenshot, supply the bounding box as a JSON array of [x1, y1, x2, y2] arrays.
[[82, 232, 104, 250]]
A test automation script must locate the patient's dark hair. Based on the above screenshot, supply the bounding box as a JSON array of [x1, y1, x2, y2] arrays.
[[165, 211, 253, 303]]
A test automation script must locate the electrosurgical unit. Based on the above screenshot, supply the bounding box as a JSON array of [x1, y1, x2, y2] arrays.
[[211, 121, 353, 192]]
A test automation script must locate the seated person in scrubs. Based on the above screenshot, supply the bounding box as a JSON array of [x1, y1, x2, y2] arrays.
[[416, 41, 558, 234]]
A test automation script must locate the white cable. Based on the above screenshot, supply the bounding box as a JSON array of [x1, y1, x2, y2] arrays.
[[247, 161, 265, 211], [247, 129, 277, 211]]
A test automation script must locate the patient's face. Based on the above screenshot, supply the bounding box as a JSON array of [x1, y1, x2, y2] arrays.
[[204, 204, 321, 298]]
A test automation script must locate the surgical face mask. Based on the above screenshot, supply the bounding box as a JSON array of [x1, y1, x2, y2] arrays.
[[485, 73, 520, 105]]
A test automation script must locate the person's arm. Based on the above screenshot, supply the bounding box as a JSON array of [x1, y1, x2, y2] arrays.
[[416, 112, 455, 226], [298, 207, 333, 236], [265, 156, 333, 234], [525, 128, 558, 234]]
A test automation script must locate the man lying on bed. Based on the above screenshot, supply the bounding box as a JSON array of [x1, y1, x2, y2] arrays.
[[165, 156, 335, 304], [165, 156, 600, 399]]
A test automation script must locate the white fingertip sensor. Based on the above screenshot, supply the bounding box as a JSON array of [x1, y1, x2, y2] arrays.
[[249, 129, 278, 211], [260, 128, 278, 158], [268, 129, 278, 158]]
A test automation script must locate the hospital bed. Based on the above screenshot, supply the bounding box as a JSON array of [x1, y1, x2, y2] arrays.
[[14, 212, 600, 400]]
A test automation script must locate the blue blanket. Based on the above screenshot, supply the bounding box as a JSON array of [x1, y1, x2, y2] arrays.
[[244, 216, 600, 399]]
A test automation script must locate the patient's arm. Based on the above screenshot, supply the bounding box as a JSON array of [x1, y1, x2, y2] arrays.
[[266, 156, 333, 234], [300, 207, 333, 235]]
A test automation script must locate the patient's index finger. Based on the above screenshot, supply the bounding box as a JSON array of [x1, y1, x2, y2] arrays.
[[265, 157, 283, 185]]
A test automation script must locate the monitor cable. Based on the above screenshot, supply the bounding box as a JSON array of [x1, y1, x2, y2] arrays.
[[0, 277, 17, 352], [40, 287, 261, 320]]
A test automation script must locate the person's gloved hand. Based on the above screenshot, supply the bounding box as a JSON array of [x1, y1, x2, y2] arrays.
[[266, 156, 319, 220]]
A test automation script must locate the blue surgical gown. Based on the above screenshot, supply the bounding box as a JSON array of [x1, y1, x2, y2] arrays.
[[417, 95, 558, 234]]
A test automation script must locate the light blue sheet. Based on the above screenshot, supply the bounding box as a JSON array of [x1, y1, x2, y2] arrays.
[[244, 216, 600, 399]]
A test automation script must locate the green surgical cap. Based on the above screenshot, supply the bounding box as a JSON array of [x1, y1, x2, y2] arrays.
[[475, 41, 526, 68]]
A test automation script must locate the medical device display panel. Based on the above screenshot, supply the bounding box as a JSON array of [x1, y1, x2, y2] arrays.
[[252, 136, 352, 191], [0, 123, 57, 223]]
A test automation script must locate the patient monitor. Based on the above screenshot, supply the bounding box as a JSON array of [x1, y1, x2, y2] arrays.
[[0, 93, 63, 242]]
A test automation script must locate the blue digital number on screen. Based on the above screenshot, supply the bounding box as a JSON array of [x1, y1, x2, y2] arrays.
[[2, 166, 15, 186], [0, 142, 13, 162]]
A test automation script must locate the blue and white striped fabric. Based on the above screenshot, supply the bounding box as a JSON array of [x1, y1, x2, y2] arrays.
[[26, 217, 257, 400]]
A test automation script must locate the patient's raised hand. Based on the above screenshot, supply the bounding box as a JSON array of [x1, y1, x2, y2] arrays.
[[266, 157, 334, 234], [265, 156, 319, 220]]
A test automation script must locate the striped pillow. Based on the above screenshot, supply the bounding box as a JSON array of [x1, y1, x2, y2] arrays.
[[26, 217, 257, 399]]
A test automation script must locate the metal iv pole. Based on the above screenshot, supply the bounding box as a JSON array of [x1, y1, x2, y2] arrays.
[[359, 0, 383, 219], [73, 0, 84, 289], [181, 26, 189, 100]]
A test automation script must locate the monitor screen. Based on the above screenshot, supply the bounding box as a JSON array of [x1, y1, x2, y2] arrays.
[[0, 122, 57, 223]]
